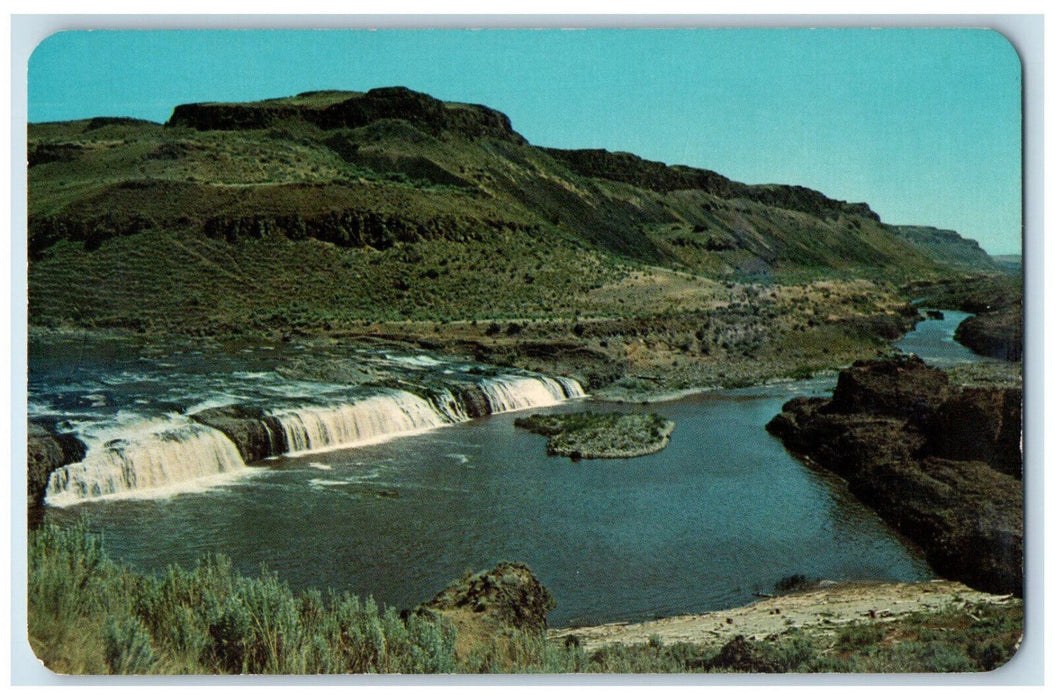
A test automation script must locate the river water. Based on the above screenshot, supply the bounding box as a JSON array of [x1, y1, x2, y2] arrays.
[[34, 312, 975, 626]]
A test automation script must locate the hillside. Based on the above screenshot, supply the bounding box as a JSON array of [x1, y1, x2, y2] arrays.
[[27, 87, 1007, 392], [29, 87, 995, 275], [886, 226, 999, 272]]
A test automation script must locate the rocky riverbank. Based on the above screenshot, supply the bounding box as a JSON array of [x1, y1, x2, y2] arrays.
[[955, 307, 1023, 361], [549, 579, 1018, 653], [514, 411, 674, 459], [26, 421, 86, 526], [766, 355, 1022, 594], [905, 273, 1023, 362]]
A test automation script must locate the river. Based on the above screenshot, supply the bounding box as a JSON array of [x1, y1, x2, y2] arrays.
[[32, 311, 976, 626]]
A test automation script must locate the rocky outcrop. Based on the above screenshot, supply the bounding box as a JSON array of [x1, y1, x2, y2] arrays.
[[27, 421, 86, 524], [766, 356, 1022, 595], [456, 386, 493, 420], [887, 226, 998, 271], [925, 387, 1023, 478], [954, 309, 1023, 361], [412, 562, 555, 662], [189, 406, 287, 463], [542, 146, 880, 222], [28, 142, 86, 168], [706, 636, 780, 673], [28, 211, 156, 258], [828, 354, 951, 421], [168, 87, 526, 143], [201, 209, 497, 249], [514, 411, 675, 459], [418, 562, 555, 633]]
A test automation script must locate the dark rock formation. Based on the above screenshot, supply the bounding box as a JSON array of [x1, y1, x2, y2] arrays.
[[706, 635, 779, 673], [954, 309, 1023, 361], [408, 562, 556, 665], [925, 387, 1023, 478], [767, 355, 1022, 595], [418, 561, 555, 633], [456, 386, 493, 420], [828, 355, 951, 422], [190, 405, 287, 463], [543, 146, 880, 222], [28, 142, 86, 168], [201, 208, 497, 250], [168, 87, 526, 144], [28, 211, 156, 258], [27, 421, 86, 525]]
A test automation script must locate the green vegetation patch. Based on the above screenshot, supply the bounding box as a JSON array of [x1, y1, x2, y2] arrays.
[[29, 522, 456, 674], [28, 523, 1023, 675], [514, 411, 674, 459]]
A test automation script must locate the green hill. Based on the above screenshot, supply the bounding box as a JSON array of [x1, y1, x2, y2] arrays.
[[27, 87, 1007, 391], [886, 225, 1000, 272]]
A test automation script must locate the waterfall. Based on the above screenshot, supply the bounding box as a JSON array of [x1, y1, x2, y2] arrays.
[[45, 418, 249, 507], [477, 375, 582, 414], [556, 376, 587, 400], [428, 387, 471, 423], [267, 377, 583, 456], [41, 372, 587, 504], [270, 390, 453, 455]]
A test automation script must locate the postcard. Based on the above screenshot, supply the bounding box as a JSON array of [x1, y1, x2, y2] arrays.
[[21, 23, 1027, 677]]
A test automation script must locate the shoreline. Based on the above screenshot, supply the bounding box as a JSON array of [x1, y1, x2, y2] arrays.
[[549, 580, 1018, 651], [25, 322, 850, 406]]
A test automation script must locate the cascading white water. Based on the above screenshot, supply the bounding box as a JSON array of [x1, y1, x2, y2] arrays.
[[270, 390, 453, 456], [45, 418, 250, 507], [428, 387, 471, 423], [555, 376, 587, 400], [477, 375, 580, 414], [42, 373, 586, 505], [266, 376, 583, 456]]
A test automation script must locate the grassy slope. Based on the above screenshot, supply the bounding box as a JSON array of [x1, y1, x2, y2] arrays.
[[26, 89, 1004, 391], [28, 91, 973, 281]]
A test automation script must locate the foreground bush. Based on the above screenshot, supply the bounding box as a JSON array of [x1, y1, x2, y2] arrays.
[[28, 523, 1022, 674], [28, 522, 456, 674]]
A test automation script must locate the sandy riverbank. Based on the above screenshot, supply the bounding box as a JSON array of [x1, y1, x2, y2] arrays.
[[549, 580, 1018, 651]]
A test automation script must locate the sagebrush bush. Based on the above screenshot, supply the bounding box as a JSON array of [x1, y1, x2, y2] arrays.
[[103, 615, 156, 673], [27, 522, 1023, 675], [28, 523, 457, 674]]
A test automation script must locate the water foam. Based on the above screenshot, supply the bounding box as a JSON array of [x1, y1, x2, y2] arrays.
[[45, 416, 251, 507], [478, 375, 582, 413], [270, 390, 452, 456], [41, 368, 586, 505]]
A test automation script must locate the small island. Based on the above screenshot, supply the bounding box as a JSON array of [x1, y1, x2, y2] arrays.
[[514, 411, 675, 459]]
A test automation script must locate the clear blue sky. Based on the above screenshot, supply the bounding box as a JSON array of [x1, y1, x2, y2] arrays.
[[28, 28, 1022, 255]]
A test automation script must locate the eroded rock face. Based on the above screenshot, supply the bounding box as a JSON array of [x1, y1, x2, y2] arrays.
[[456, 386, 493, 420], [409, 562, 555, 665], [828, 355, 951, 422], [541, 147, 880, 222], [168, 87, 525, 143], [954, 309, 1023, 361], [766, 356, 1022, 595], [190, 405, 287, 463], [27, 421, 86, 524], [925, 387, 1023, 478]]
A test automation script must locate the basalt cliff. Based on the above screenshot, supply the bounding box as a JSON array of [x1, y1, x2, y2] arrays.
[[767, 356, 1022, 595]]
